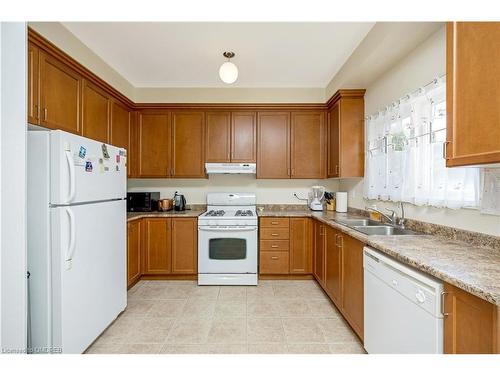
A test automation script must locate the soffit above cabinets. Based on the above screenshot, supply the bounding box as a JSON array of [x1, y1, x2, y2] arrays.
[[61, 22, 374, 88]]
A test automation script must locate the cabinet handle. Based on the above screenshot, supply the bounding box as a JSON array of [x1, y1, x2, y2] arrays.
[[336, 235, 343, 248], [335, 164, 339, 175], [291, 168, 295, 176], [441, 291, 449, 317], [35, 104, 39, 119], [43, 108, 48, 121], [271, 245, 279, 248], [271, 233, 279, 237], [271, 221, 279, 225], [271, 256, 279, 260], [443, 141, 451, 160]]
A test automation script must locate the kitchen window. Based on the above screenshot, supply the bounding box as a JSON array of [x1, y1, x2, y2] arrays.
[[364, 77, 481, 209]]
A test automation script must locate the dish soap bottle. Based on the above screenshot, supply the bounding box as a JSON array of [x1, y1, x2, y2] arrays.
[[369, 205, 382, 222]]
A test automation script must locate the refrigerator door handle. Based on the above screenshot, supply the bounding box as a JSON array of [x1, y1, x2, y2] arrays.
[[65, 150, 76, 203], [65, 207, 76, 264]]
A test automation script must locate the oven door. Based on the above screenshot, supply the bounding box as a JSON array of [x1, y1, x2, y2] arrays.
[[198, 226, 258, 274]]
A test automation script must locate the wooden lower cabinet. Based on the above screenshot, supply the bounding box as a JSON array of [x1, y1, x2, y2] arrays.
[[126, 217, 198, 287], [444, 283, 499, 354], [126, 220, 142, 288], [142, 218, 172, 274], [313, 218, 364, 341], [313, 220, 326, 286], [289, 218, 312, 274], [171, 218, 198, 274], [259, 217, 311, 276], [324, 225, 342, 306], [340, 233, 364, 339]]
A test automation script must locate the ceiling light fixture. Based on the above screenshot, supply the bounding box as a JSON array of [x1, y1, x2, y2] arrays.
[[219, 51, 238, 84]]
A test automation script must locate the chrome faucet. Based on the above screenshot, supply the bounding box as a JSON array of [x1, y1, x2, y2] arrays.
[[366, 202, 405, 228]]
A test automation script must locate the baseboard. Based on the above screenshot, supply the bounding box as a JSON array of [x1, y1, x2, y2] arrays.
[[140, 274, 198, 281], [259, 274, 314, 280]]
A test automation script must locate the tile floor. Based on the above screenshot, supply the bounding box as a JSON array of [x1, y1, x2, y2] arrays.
[[85, 280, 365, 354]]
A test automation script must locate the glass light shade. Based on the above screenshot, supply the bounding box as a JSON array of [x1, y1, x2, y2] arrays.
[[219, 61, 238, 84]]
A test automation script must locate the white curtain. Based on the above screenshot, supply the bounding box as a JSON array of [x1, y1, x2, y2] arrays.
[[364, 77, 481, 209]]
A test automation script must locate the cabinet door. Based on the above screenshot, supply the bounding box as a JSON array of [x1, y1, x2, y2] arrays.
[[39, 51, 82, 134], [446, 22, 500, 166], [324, 226, 342, 306], [341, 234, 364, 339], [142, 218, 171, 274], [327, 103, 340, 177], [137, 112, 171, 177], [289, 218, 311, 274], [313, 221, 325, 286], [28, 41, 40, 125], [290, 111, 326, 178], [444, 283, 497, 354], [231, 111, 257, 162], [171, 218, 197, 274], [81, 80, 110, 143], [339, 97, 365, 177], [257, 112, 290, 178], [172, 111, 206, 178], [205, 111, 231, 162], [127, 220, 141, 288], [110, 101, 133, 177]]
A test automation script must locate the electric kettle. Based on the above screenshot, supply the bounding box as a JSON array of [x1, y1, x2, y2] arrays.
[[173, 191, 186, 211]]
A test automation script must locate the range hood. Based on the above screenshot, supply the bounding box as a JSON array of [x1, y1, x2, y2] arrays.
[[205, 163, 256, 174]]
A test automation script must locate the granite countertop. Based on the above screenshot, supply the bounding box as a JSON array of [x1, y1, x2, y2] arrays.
[[127, 210, 205, 221], [259, 208, 500, 307]]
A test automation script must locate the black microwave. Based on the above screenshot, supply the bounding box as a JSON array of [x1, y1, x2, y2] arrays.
[[127, 192, 160, 212]]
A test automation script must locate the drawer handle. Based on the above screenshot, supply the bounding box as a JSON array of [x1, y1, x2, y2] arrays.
[[271, 221, 279, 225], [271, 245, 279, 248], [271, 233, 279, 236], [271, 256, 279, 260]]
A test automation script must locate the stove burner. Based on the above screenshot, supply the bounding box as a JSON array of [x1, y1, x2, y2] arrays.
[[235, 210, 253, 217], [206, 210, 225, 217]]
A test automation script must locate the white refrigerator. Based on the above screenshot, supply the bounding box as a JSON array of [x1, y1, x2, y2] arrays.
[[27, 130, 127, 354]]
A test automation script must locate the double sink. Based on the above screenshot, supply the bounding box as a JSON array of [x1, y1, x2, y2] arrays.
[[334, 218, 421, 236]]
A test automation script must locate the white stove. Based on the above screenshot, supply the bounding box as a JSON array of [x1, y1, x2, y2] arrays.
[[198, 193, 258, 286]]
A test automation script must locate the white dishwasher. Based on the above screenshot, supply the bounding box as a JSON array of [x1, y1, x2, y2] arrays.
[[363, 246, 444, 354]]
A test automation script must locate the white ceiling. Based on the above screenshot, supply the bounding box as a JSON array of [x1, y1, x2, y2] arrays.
[[62, 22, 374, 88]]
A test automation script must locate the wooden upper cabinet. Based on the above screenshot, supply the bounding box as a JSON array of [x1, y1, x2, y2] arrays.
[[39, 50, 81, 134], [142, 218, 172, 274], [313, 221, 326, 287], [289, 218, 312, 274], [327, 90, 365, 178], [127, 220, 141, 288], [110, 101, 133, 177], [257, 112, 290, 178], [28, 41, 40, 125], [171, 218, 197, 274], [327, 102, 340, 177], [290, 111, 326, 178], [444, 282, 499, 354], [172, 111, 206, 178], [341, 233, 364, 339], [206, 111, 231, 162], [231, 111, 257, 162], [81, 80, 110, 143], [446, 22, 500, 166], [324, 226, 342, 307], [138, 111, 171, 178]]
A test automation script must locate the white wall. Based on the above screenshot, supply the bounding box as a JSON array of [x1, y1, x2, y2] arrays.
[[0, 22, 27, 352], [128, 176, 339, 205], [339, 26, 500, 237]]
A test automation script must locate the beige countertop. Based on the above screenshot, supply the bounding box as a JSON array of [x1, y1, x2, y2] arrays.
[[259, 209, 500, 307], [127, 210, 204, 221]]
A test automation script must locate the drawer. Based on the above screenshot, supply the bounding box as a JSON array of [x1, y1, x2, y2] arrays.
[[260, 240, 289, 251], [260, 227, 289, 240], [260, 217, 290, 228], [260, 251, 290, 274]]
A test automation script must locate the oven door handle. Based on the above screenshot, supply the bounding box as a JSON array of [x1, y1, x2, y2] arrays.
[[198, 227, 257, 232]]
